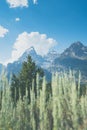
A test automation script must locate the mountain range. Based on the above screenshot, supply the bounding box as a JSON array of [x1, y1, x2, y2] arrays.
[[0, 41, 87, 82], [53, 42, 87, 82]]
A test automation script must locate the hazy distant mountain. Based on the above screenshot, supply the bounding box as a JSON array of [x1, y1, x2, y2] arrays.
[[44, 50, 60, 62], [0, 64, 4, 74], [7, 61, 22, 77], [42, 50, 60, 69]]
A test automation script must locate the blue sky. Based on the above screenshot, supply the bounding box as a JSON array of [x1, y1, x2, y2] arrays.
[[0, 0, 87, 64]]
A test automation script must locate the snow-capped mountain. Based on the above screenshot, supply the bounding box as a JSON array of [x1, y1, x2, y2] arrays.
[[44, 50, 59, 62], [41, 49, 60, 69], [6, 46, 53, 80], [53, 42, 87, 82], [3, 41, 87, 82], [19, 46, 45, 66], [6, 47, 45, 77], [19, 46, 37, 62]]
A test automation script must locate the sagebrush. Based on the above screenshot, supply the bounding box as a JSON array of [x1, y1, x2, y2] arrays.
[[0, 71, 87, 130]]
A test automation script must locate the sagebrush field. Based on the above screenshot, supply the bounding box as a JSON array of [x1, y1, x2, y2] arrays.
[[0, 71, 87, 130]]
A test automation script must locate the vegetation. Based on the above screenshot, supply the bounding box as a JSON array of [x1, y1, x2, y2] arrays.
[[0, 70, 87, 130], [11, 55, 44, 102]]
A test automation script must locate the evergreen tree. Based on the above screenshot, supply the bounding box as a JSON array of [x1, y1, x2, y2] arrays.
[[11, 55, 44, 102]]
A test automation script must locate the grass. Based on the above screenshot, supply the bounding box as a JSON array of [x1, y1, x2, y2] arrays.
[[0, 71, 87, 130]]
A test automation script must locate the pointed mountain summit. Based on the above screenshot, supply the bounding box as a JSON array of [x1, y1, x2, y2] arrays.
[[19, 46, 37, 62], [19, 47, 37, 62], [70, 41, 84, 48], [53, 42, 87, 82], [25, 46, 36, 54], [61, 41, 87, 59], [18, 46, 44, 65], [6, 46, 45, 77]]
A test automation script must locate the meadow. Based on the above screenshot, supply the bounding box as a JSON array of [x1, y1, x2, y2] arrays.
[[0, 71, 87, 130]]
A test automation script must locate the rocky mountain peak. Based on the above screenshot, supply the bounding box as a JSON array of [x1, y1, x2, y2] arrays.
[[61, 41, 87, 59], [69, 41, 84, 49]]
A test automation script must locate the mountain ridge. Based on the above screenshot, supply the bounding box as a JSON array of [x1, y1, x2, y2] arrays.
[[0, 41, 87, 82]]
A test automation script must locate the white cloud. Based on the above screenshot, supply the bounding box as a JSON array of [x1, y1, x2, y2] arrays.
[[6, 0, 28, 8], [15, 17, 20, 22], [0, 25, 9, 38], [7, 32, 57, 63]]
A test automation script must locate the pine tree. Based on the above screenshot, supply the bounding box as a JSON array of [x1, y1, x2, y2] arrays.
[[11, 55, 44, 102]]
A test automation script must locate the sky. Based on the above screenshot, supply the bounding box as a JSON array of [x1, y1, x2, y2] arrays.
[[0, 0, 87, 64]]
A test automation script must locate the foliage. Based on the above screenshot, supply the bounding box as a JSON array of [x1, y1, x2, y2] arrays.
[[11, 55, 44, 102], [0, 71, 87, 130]]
